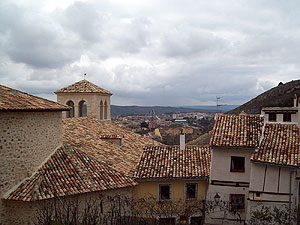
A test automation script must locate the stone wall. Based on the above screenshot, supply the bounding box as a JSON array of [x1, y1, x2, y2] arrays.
[[57, 93, 111, 120], [3, 187, 132, 225], [0, 111, 62, 224]]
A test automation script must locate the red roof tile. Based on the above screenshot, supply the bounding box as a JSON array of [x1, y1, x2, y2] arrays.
[[55, 80, 112, 95], [210, 114, 264, 148], [62, 117, 162, 176], [0, 84, 70, 112], [251, 123, 300, 167], [134, 145, 211, 180], [6, 145, 136, 201]]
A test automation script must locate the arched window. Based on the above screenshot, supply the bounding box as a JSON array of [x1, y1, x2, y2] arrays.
[[104, 100, 108, 120], [100, 100, 104, 120], [66, 100, 74, 118], [79, 100, 87, 117]]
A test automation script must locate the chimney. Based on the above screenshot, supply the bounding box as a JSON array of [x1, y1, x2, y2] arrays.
[[180, 129, 185, 150], [294, 94, 297, 107], [99, 134, 124, 146]]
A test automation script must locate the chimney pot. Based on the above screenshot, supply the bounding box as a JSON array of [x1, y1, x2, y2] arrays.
[[180, 134, 185, 150]]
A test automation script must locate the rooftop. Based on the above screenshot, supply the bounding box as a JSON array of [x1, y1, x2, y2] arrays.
[[262, 106, 298, 113], [55, 79, 112, 95], [0, 84, 70, 112], [251, 123, 300, 168], [62, 117, 162, 176], [210, 114, 264, 148], [134, 145, 211, 180], [6, 145, 136, 201]]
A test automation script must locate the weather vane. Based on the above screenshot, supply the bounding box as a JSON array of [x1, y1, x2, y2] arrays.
[[84, 73, 87, 79]]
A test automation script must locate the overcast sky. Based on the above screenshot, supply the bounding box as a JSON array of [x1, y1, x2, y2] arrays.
[[0, 0, 299, 106]]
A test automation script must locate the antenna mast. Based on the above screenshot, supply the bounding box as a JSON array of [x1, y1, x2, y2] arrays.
[[216, 96, 227, 113]]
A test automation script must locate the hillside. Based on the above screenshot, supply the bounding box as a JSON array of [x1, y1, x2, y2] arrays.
[[111, 105, 215, 117], [228, 79, 300, 114]]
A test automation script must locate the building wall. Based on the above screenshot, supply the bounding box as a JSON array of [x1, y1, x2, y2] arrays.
[[3, 187, 132, 225], [261, 111, 299, 125], [0, 111, 62, 224], [133, 180, 207, 202], [210, 148, 253, 182], [206, 148, 254, 224], [57, 93, 111, 120], [246, 163, 298, 223]]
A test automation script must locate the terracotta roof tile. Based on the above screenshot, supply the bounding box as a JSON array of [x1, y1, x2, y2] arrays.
[[6, 145, 136, 201], [62, 117, 162, 176], [251, 123, 300, 167], [134, 145, 211, 180], [210, 114, 264, 148], [0, 84, 70, 112], [55, 80, 112, 95]]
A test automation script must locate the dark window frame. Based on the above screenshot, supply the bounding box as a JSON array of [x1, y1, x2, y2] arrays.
[[185, 183, 198, 200], [268, 113, 277, 122], [283, 113, 292, 122], [158, 217, 176, 225], [159, 184, 172, 201], [230, 156, 245, 173], [230, 194, 245, 210], [190, 216, 203, 225]]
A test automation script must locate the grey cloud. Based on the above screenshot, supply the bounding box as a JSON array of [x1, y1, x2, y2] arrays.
[[0, 2, 81, 69]]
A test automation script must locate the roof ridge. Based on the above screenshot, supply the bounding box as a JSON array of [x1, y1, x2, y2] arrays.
[[55, 79, 112, 95], [0, 84, 71, 112]]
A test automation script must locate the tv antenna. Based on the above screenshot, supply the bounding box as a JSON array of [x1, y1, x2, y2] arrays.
[[216, 96, 227, 113]]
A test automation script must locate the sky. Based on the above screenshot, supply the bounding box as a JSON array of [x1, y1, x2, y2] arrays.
[[0, 0, 300, 106]]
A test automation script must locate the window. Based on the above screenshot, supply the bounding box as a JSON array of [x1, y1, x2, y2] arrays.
[[185, 183, 198, 200], [283, 113, 291, 122], [100, 100, 104, 120], [230, 194, 245, 210], [79, 100, 87, 117], [268, 113, 277, 122], [190, 216, 203, 225], [231, 156, 245, 172], [158, 217, 176, 225], [66, 100, 74, 118], [104, 100, 108, 119], [159, 184, 172, 201]]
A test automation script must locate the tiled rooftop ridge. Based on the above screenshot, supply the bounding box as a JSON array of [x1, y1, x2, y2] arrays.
[[6, 145, 136, 201], [210, 114, 264, 148], [55, 79, 112, 95], [251, 123, 300, 167], [0, 84, 70, 112], [134, 145, 211, 180], [62, 117, 162, 176]]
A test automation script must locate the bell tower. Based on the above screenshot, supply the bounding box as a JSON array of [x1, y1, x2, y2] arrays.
[[55, 79, 113, 120]]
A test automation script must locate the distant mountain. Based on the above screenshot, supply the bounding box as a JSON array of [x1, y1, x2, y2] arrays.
[[228, 79, 300, 114], [183, 105, 238, 112], [111, 105, 215, 117]]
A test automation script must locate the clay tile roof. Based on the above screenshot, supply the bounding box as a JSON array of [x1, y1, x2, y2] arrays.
[[134, 145, 211, 180], [251, 123, 300, 167], [6, 145, 136, 201], [210, 114, 264, 148], [55, 79, 112, 95], [0, 84, 70, 112], [62, 117, 162, 176]]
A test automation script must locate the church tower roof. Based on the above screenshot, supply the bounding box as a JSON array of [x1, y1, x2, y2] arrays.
[[55, 79, 112, 95]]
